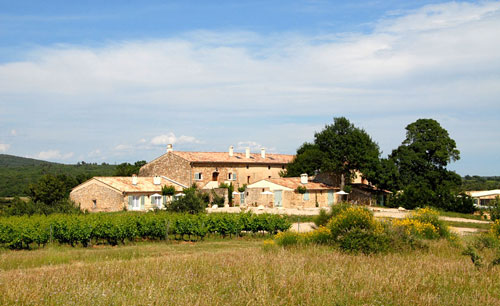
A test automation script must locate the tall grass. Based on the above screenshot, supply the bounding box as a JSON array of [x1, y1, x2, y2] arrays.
[[0, 240, 499, 305]]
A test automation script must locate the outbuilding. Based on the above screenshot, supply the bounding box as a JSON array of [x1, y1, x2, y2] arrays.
[[70, 175, 186, 212]]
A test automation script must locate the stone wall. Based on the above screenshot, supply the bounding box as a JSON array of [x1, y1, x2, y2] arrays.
[[138, 152, 192, 186], [243, 187, 336, 208], [70, 181, 125, 212], [282, 190, 332, 208], [349, 187, 375, 205], [191, 162, 286, 189], [244, 188, 274, 207]]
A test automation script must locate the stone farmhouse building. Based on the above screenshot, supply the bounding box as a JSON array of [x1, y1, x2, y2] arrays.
[[70, 144, 389, 212], [245, 174, 339, 208], [70, 175, 185, 212], [139, 144, 294, 190]]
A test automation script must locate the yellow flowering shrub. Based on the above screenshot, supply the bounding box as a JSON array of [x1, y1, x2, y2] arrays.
[[262, 239, 277, 252], [392, 218, 438, 239], [328, 207, 383, 238], [301, 226, 331, 244], [410, 207, 449, 238], [328, 207, 390, 254], [491, 219, 500, 239]]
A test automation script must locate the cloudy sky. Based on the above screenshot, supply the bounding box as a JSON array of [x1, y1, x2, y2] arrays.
[[0, 0, 499, 175]]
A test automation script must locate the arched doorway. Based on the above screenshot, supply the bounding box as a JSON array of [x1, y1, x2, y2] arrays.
[[212, 172, 219, 181]]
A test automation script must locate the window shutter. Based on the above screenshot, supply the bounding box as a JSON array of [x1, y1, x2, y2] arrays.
[[162, 195, 166, 205], [140, 196, 145, 209], [128, 196, 133, 210], [233, 173, 237, 180]]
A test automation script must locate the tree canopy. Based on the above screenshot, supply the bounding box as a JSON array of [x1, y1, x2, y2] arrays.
[[285, 117, 380, 185], [114, 160, 147, 176], [380, 119, 472, 212]]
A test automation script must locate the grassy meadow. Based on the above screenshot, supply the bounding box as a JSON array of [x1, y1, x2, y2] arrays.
[[1, 238, 499, 305]]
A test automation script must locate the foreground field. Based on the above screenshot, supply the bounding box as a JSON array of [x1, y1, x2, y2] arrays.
[[1, 239, 499, 305]]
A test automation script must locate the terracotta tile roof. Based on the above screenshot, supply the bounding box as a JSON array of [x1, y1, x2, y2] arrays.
[[266, 177, 338, 191], [351, 183, 392, 194], [93, 177, 178, 193], [171, 151, 294, 164]]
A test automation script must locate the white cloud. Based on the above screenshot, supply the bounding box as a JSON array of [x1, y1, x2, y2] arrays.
[[35, 150, 74, 160], [1, 1, 499, 174], [236, 141, 276, 153], [88, 149, 101, 157], [0, 143, 10, 152], [0, 1, 497, 117], [114, 144, 132, 151], [150, 132, 201, 146]]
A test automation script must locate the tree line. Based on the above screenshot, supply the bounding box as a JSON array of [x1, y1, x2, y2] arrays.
[[284, 117, 474, 213]]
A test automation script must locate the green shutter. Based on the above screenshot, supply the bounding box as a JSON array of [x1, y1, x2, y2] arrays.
[[303, 192, 309, 201], [128, 196, 133, 210], [233, 173, 237, 180], [140, 196, 145, 209], [163, 196, 167, 205], [151, 196, 154, 205]]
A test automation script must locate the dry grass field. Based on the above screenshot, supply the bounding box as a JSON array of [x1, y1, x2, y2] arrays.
[[1, 238, 499, 305]]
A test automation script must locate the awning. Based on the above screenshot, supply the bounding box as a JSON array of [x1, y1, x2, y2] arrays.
[[335, 190, 349, 195], [151, 193, 162, 197]]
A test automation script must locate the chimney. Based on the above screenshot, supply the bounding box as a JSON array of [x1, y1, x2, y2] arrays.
[[229, 145, 234, 157], [166, 144, 173, 153], [261, 148, 266, 159], [153, 175, 161, 185], [245, 147, 250, 159], [132, 174, 138, 185], [300, 173, 308, 184]]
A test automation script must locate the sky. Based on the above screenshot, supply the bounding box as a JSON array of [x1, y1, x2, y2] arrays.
[[0, 0, 499, 175]]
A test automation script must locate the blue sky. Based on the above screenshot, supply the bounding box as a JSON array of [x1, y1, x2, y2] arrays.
[[0, 0, 499, 175]]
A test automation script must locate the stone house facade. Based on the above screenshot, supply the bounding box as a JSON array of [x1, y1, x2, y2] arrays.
[[70, 175, 185, 212], [245, 174, 340, 208], [139, 145, 294, 190]]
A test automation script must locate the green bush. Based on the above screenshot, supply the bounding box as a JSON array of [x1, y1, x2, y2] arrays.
[[410, 207, 449, 238], [489, 197, 500, 222], [313, 203, 351, 227], [168, 187, 207, 214], [328, 207, 390, 254], [274, 231, 301, 247], [491, 219, 500, 240], [161, 185, 176, 196]]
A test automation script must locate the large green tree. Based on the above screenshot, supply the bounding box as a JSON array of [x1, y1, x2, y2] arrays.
[[28, 174, 67, 205], [285, 117, 381, 186], [382, 119, 472, 212]]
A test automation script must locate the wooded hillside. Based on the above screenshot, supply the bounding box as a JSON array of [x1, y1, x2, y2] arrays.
[[0, 154, 116, 197]]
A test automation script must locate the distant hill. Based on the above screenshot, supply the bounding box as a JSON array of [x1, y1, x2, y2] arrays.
[[0, 154, 117, 197], [461, 175, 500, 191]]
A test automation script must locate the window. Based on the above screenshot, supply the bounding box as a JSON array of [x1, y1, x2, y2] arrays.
[[246, 165, 249, 169], [282, 165, 285, 169], [92, 199, 97, 209], [268, 176, 271, 179], [268, 165, 271, 170], [152, 196, 162, 208], [247, 176, 250, 183], [303, 191, 310, 201], [194, 173, 202, 180], [228, 172, 237, 180], [132, 196, 140, 210]]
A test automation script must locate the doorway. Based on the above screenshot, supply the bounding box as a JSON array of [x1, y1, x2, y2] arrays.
[[212, 172, 219, 181]]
